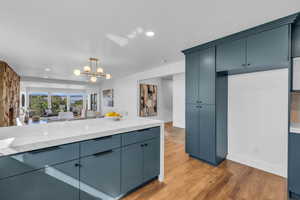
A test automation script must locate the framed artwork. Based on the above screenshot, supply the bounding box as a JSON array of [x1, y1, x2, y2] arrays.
[[102, 89, 114, 107], [139, 84, 158, 117]]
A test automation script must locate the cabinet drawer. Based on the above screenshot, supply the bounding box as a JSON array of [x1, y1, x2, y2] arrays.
[[80, 148, 121, 198], [80, 135, 121, 157], [0, 143, 79, 180], [122, 127, 160, 146], [0, 160, 80, 200]]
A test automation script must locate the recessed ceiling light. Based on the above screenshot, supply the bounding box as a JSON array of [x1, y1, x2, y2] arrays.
[[145, 31, 155, 37], [45, 68, 51, 72]]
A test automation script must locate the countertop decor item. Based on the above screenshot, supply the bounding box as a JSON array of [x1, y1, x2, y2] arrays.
[[105, 112, 122, 121], [73, 57, 112, 82]]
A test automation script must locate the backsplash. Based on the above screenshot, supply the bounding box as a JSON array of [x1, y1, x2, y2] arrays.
[[291, 92, 300, 123]]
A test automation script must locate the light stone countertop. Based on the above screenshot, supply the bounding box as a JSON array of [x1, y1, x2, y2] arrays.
[[290, 122, 300, 134], [0, 118, 163, 157]]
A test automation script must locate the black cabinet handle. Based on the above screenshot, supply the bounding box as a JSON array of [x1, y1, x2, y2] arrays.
[[137, 128, 151, 132], [29, 146, 62, 154], [144, 143, 148, 147], [93, 150, 113, 157], [141, 144, 145, 147], [93, 135, 112, 141], [196, 100, 202, 103], [247, 63, 251, 66], [74, 163, 82, 168]]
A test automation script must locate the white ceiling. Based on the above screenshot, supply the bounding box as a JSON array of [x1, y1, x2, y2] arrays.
[[0, 0, 299, 82]]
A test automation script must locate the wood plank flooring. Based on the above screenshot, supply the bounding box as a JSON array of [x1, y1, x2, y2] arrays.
[[123, 123, 287, 200]]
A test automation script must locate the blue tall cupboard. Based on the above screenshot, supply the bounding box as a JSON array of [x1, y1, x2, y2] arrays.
[[184, 47, 228, 165]]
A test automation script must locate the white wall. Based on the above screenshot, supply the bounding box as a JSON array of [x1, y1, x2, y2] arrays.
[[227, 69, 289, 177], [100, 60, 184, 121], [173, 73, 185, 128], [161, 79, 173, 122]]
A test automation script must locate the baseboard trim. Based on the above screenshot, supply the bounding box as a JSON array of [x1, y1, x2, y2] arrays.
[[227, 153, 286, 178]]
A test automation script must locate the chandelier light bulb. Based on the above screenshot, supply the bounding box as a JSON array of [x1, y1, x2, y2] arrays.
[[90, 76, 97, 82], [106, 74, 112, 80], [83, 66, 91, 73], [73, 69, 81, 76], [97, 67, 104, 73]]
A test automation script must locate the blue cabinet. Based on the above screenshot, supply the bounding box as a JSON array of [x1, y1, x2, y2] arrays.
[[247, 25, 289, 69], [186, 51, 200, 104], [143, 138, 160, 182], [216, 38, 247, 72], [292, 23, 300, 58], [186, 103, 216, 164], [186, 104, 200, 156], [185, 48, 215, 105], [122, 135, 160, 194], [80, 135, 121, 157], [198, 47, 215, 105], [184, 47, 227, 166], [198, 105, 215, 164], [0, 143, 79, 180], [121, 142, 144, 193], [0, 160, 80, 200], [80, 148, 121, 198], [289, 133, 300, 198], [216, 25, 290, 72]]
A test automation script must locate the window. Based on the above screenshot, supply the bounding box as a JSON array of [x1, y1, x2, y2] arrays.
[[70, 95, 83, 117], [51, 94, 67, 114], [29, 93, 48, 116], [90, 93, 97, 111]]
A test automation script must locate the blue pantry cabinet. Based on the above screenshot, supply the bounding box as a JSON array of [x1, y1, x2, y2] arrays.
[[185, 46, 227, 165], [0, 127, 161, 199]]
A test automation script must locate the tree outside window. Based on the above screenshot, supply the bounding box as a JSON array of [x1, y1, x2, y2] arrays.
[[51, 94, 67, 114], [70, 95, 83, 117], [29, 93, 48, 116]]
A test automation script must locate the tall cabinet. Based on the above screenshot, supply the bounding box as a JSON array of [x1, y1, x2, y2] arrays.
[[184, 47, 228, 165]]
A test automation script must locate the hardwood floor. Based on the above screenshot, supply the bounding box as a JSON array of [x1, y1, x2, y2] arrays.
[[123, 123, 287, 200]]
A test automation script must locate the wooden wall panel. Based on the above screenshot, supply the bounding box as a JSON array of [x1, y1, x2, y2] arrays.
[[0, 61, 20, 127]]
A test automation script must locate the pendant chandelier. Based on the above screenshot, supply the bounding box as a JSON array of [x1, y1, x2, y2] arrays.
[[73, 58, 112, 82]]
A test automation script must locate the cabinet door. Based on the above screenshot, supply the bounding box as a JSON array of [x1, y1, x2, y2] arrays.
[[121, 143, 143, 193], [143, 138, 160, 182], [0, 160, 80, 200], [80, 148, 121, 199], [199, 105, 216, 164], [288, 133, 300, 195], [186, 104, 200, 157], [216, 38, 247, 72], [186, 51, 200, 104], [199, 47, 215, 105], [247, 25, 289, 69]]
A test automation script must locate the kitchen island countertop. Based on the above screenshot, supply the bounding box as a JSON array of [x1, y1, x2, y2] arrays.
[[0, 118, 164, 157], [290, 122, 300, 134]]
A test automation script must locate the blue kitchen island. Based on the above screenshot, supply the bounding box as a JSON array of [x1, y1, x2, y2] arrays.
[[0, 118, 164, 200]]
